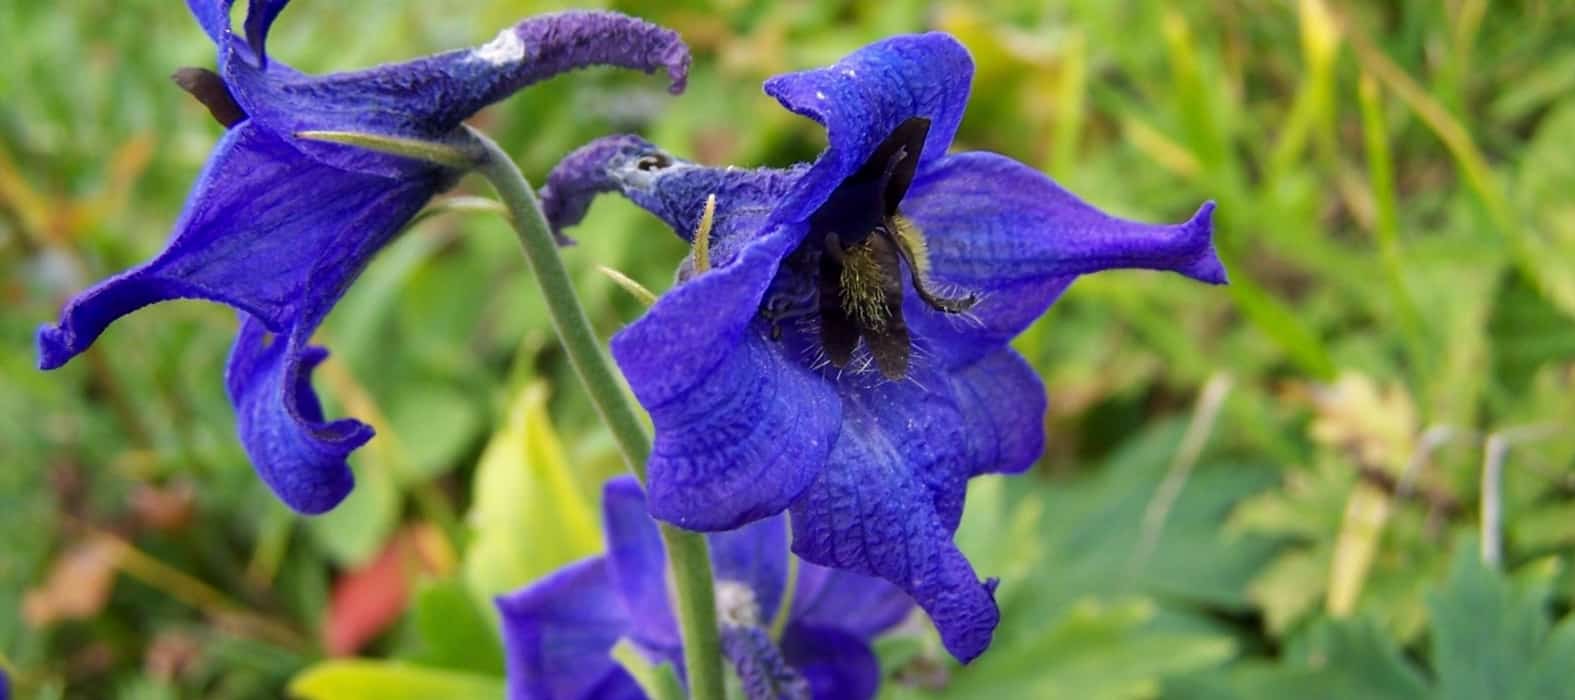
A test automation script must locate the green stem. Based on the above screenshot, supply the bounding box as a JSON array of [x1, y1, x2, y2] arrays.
[[768, 517, 799, 642], [470, 128, 725, 700]]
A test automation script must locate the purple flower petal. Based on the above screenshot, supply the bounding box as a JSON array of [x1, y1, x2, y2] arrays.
[[243, 0, 291, 66], [185, 0, 230, 43], [787, 370, 999, 662], [223, 11, 689, 179], [36, 122, 445, 371], [781, 624, 883, 700], [947, 349, 1046, 476], [601, 477, 681, 655], [43, 5, 692, 516], [902, 151, 1223, 367], [225, 316, 369, 514], [791, 563, 913, 639], [495, 557, 643, 700], [610, 226, 840, 531], [764, 33, 972, 226]]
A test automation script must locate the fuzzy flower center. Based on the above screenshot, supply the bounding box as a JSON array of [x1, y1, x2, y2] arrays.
[[764, 116, 977, 379], [715, 579, 763, 628]]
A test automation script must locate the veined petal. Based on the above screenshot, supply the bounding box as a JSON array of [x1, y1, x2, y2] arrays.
[[611, 226, 840, 532], [787, 371, 998, 662], [496, 557, 643, 700], [903, 152, 1223, 366], [763, 33, 972, 226], [781, 625, 882, 700], [791, 563, 912, 640], [601, 477, 681, 655], [37, 123, 443, 371], [947, 350, 1046, 476], [222, 11, 688, 178], [225, 316, 370, 515]]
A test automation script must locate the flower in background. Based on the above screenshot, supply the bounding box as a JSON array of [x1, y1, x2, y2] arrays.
[[497, 476, 913, 700], [35, 1, 689, 514], [539, 33, 1225, 662]]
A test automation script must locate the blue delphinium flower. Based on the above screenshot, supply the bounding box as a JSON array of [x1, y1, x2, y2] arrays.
[[36, 1, 689, 514], [497, 476, 913, 700], [538, 33, 1226, 662]]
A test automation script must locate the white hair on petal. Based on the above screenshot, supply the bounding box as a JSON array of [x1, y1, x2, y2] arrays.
[[471, 28, 525, 66]]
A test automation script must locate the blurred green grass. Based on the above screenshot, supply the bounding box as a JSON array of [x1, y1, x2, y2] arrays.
[[2, 0, 1573, 698]]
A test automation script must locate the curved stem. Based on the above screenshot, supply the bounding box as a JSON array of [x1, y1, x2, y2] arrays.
[[471, 128, 724, 700]]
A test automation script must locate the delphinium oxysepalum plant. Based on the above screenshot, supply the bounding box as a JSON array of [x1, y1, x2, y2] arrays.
[[35, 5, 1229, 697], [499, 476, 912, 700], [539, 33, 1225, 666], [35, 0, 688, 515]]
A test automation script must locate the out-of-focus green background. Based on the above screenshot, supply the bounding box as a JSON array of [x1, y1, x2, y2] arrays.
[[3, 0, 1574, 698]]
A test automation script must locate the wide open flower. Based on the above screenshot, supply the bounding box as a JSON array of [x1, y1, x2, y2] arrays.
[[36, 1, 688, 514], [540, 33, 1225, 662], [497, 476, 913, 700]]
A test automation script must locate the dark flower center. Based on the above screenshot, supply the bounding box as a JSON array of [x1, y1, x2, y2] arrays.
[[771, 116, 977, 380]]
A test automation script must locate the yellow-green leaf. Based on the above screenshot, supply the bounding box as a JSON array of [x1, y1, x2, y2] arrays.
[[464, 382, 602, 604], [289, 661, 503, 700]]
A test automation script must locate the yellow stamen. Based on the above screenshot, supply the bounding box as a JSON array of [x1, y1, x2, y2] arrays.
[[693, 193, 717, 273], [889, 215, 932, 278]]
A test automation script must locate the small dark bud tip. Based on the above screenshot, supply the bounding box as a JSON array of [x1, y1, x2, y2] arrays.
[[171, 67, 247, 128]]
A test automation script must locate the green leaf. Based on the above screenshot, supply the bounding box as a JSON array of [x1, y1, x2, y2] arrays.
[[1287, 618, 1430, 700], [1427, 541, 1568, 700], [1513, 100, 1575, 318], [413, 578, 506, 675], [463, 382, 602, 603], [388, 384, 484, 484], [1516, 619, 1575, 700], [1513, 500, 1575, 553], [1488, 272, 1575, 393], [1188, 544, 1575, 700], [941, 597, 1234, 699], [288, 661, 502, 700], [1178, 617, 1430, 700], [993, 421, 1281, 629]]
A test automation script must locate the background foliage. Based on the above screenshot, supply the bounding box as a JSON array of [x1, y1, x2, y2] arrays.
[[3, 0, 1573, 697]]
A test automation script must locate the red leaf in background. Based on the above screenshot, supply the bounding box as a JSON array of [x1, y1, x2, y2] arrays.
[[321, 525, 451, 656]]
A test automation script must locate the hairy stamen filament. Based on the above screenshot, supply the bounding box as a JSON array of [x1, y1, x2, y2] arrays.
[[888, 216, 977, 314]]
